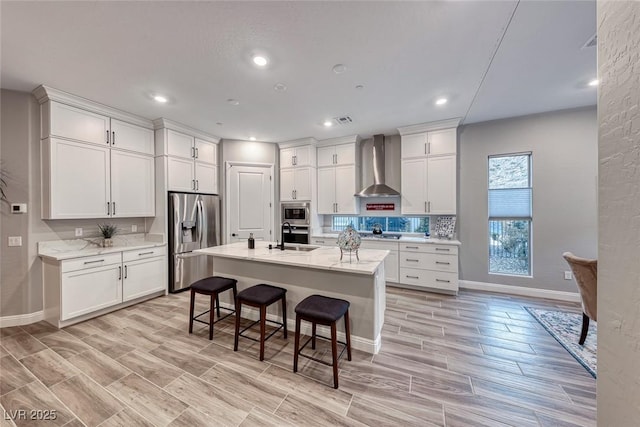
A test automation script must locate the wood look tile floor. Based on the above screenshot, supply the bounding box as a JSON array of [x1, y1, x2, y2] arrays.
[[0, 287, 596, 426]]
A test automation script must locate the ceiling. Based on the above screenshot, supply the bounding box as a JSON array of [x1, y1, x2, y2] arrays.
[[1, 1, 596, 142]]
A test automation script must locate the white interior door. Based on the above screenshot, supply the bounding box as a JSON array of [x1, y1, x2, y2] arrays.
[[227, 164, 273, 243]]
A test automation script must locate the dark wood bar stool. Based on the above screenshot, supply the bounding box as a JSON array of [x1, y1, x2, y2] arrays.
[[189, 276, 238, 340], [234, 284, 287, 361], [293, 294, 352, 389]]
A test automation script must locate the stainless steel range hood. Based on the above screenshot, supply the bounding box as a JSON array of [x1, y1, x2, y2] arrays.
[[355, 134, 401, 197]]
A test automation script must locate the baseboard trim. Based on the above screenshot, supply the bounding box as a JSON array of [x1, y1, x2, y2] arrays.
[[0, 311, 45, 328], [459, 280, 581, 302]]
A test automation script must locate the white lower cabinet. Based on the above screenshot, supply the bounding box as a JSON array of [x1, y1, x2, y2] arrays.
[[359, 239, 399, 283], [399, 242, 459, 294], [45, 246, 167, 326]]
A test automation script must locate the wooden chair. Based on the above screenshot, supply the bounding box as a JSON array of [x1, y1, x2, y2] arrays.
[[562, 252, 597, 345]]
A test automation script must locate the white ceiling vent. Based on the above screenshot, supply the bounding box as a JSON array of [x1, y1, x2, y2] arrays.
[[582, 33, 597, 49], [333, 116, 353, 125]]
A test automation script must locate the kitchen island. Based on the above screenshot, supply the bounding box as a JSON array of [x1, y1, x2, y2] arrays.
[[195, 242, 388, 354]]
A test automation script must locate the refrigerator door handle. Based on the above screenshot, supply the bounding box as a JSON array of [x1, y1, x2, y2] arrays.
[[197, 199, 204, 247]]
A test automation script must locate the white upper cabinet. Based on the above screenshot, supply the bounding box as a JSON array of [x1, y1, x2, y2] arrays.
[[427, 155, 456, 214], [428, 128, 457, 156], [34, 88, 157, 219], [280, 145, 312, 168], [400, 158, 428, 215], [400, 133, 428, 159], [49, 102, 110, 146], [281, 167, 312, 201], [110, 119, 154, 155], [159, 125, 219, 194], [317, 143, 356, 167], [318, 166, 358, 214]]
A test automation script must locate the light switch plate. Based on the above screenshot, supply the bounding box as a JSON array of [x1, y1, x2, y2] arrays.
[[131, 225, 138, 232], [8, 236, 22, 247], [564, 271, 573, 280], [75, 228, 83, 237]]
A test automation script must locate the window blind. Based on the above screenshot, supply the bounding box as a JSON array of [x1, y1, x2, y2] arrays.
[[488, 188, 532, 218]]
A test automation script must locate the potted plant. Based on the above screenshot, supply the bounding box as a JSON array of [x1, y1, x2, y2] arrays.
[[98, 223, 118, 247]]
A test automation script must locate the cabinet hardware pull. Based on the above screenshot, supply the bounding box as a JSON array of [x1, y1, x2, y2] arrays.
[[124, 265, 128, 279], [424, 201, 427, 212], [436, 279, 451, 283], [333, 153, 337, 164], [405, 246, 419, 249], [138, 251, 154, 256], [84, 259, 106, 265], [196, 180, 199, 191], [436, 261, 451, 265], [406, 259, 419, 262], [406, 275, 419, 279], [195, 147, 199, 158], [112, 131, 115, 145], [107, 202, 110, 215], [435, 248, 450, 251], [106, 130, 110, 144], [424, 142, 427, 155], [428, 201, 431, 212], [118, 266, 121, 279], [112, 202, 116, 216], [428, 142, 431, 154], [293, 155, 297, 166], [193, 180, 196, 191], [191, 147, 195, 158]]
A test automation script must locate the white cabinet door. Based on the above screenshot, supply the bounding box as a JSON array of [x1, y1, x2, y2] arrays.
[[168, 156, 195, 192], [428, 128, 457, 155], [317, 167, 336, 214], [195, 162, 217, 194], [334, 165, 357, 214], [317, 146, 335, 168], [195, 138, 216, 165], [123, 256, 166, 302], [280, 169, 295, 201], [400, 158, 427, 214], [280, 148, 295, 168], [61, 264, 122, 320], [335, 143, 355, 165], [47, 138, 111, 219], [111, 150, 155, 217], [294, 145, 311, 166], [401, 133, 428, 159], [50, 101, 109, 145], [294, 167, 312, 200], [167, 129, 194, 159], [110, 119, 154, 155], [427, 155, 456, 214]]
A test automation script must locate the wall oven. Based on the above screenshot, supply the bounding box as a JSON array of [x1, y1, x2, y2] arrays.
[[281, 202, 310, 225]]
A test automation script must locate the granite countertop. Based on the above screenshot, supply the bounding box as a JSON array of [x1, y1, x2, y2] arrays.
[[195, 241, 389, 275], [38, 233, 166, 261], [312, 233, 461, 246]]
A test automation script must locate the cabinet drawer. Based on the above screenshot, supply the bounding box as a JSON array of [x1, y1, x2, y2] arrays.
[[424, 244, 458, 255], [310, 237, 337, 246], [399, 267, 458, 291], [399, 243, 429, 253], [399, 252, 457, 272], [62, 252, 122, 273], [123, 246, 166, 262], [359, 240, 399, 251]]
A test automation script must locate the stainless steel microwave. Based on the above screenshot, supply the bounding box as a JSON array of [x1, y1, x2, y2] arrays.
[[281, 202, 310, 225]]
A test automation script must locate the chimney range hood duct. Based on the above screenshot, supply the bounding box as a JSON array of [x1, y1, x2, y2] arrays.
[[355, 134, 401, 197]]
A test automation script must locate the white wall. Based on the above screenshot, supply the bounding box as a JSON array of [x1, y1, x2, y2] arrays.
[[458, 107, 598, 292], [597, 1, 640, 423]]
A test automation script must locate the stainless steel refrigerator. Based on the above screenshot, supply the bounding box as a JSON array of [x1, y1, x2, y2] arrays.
[[168, 192, 221, 293]]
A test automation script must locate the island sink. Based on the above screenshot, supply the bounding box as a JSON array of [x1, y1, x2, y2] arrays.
[[283, 245, 318, 252]]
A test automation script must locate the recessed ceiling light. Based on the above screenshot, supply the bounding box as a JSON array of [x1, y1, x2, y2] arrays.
[[435, 98, 448, 106], [323, 120, 333, 127], [227, 98, 240, 106], [153, 95, 168, 103], [332, 64, 347, 74], [249, 136, 256, 141], [588, 79, 599, 87], [274, 83, 287, 92], [253, 55, 268, 66]]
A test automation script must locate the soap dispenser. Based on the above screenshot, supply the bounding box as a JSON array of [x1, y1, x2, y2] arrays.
[[248, 233, 255, 249]]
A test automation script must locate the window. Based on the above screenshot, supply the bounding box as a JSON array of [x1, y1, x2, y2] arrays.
[[488, 153, 532, 276], [332, 216, 429, 234]]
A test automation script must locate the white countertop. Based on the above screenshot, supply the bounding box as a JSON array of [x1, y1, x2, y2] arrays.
[[195, 241, 389, 275], [38, 234, 166, 261], [312, 233, 461, 246]]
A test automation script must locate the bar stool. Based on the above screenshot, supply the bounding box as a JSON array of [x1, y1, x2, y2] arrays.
[[293, 294, 352, 389], [189, 276, 237, 340], [234, 284, 287, 361]]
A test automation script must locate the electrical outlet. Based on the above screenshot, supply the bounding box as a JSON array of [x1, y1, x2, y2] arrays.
[[8, 236, 22, 247], [75, 228, 83, 237], [131, 224, 138, 232], [564, 271, 573, 280]]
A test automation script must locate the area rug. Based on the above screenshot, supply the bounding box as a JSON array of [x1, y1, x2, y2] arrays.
[[525, 307, 597, 378]]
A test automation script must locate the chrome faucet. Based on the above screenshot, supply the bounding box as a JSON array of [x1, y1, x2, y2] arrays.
[[280, 222, 292, 250]]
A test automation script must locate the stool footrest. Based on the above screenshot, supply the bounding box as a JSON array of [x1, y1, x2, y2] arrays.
[[297, 334, 348, 366], [193, 306, 235, 325], [238, 318, 284, 342]]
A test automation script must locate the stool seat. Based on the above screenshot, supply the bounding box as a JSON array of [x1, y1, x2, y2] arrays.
[[295, 295, 349, 324], [237, 284, 286, 305], [191, 276, 237, 294]]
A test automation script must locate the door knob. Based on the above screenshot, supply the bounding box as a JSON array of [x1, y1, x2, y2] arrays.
[[231, 233, 237, 237]]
